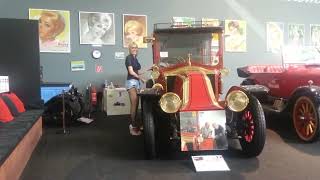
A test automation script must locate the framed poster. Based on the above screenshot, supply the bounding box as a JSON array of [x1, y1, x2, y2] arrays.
[[225, 20, 246, 52], [29, 8, 70, 53], [288, 23, 305, 47], [310, 24, 320, 46], [79, 11, 115, 45], [266, 22, 284, 53], [123, 14, 147, 48]]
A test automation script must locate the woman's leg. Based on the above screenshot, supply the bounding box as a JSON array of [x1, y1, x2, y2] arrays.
[[128, 88, 138, 127]]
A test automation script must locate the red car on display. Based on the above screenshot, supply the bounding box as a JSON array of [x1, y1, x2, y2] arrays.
[[237, 46, 320, 142], [139, 22, 266, 159]]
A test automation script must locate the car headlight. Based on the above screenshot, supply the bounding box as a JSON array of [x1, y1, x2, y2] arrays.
[[159, 92, 182, 113], [226, 90, 249, 112]]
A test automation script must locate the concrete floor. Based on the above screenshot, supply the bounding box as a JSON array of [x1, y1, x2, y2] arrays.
[[21, 113, 320, 180]]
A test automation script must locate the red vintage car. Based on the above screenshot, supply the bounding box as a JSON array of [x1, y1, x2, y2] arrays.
[[237, 46, 320, 142], [139, 22, 266, 159]]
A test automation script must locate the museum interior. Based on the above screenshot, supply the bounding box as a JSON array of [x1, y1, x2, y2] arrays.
[[1, 0, 320, 179]]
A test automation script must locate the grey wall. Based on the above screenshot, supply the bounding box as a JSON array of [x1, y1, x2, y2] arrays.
[[1, 0, 320, 93]]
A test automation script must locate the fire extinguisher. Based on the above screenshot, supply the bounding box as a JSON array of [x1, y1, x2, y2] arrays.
[[91, 85, 97, 106]]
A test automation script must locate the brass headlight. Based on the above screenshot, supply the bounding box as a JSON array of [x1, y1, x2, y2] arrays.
[[226, 90, 249, 112], [159, 92, 182, 113]]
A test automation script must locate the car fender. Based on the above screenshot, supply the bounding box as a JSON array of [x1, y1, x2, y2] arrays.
[[286, 85, 320, 111], [227, 85, 269, 99]]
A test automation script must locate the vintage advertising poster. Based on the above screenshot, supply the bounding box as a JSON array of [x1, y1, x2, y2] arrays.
[[310, 24, 320, 46], [123, 14, 147, 48], [79, 11, 115, 45], [201, 18, 220, 27], [29, 8, 70, 53], [172, 16, 195, 27], [225, 20, 246, 52], [180, 111, 227, 151], [266, 22, 284, 53], [288, 23, 305, 47], [70, 61, 85, 71]]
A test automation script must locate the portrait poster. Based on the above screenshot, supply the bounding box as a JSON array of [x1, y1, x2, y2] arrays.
[[202, 18, 220, 27], [288, 23, 305, 47], [225, 20, 246, 52], [180, 111, 227, 152], [266, 22, 284, 53], [29, 8, 70, 53], [172, 17, 195, 27], [79, 11, 115, 45], [123, 14, 147, 48], [310, 24, 320, 46]]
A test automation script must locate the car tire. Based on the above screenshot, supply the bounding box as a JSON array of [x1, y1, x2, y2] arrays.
[[292, 95, 320, 142], [238, 95, 266, 157], [142, 98, 157, 159]]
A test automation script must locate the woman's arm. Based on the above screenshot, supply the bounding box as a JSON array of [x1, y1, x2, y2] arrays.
[[128, 66, 145, 82]]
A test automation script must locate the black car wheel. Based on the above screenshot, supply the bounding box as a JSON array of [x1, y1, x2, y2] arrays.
[[142, 98, 157, 159], [292, 95, 320, 142], [238, 95, 266, 157]]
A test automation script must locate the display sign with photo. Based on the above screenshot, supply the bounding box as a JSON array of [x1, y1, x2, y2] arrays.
[[310, 24, 320, 46], [225, 20, 247, 52], [180, 111, 227, 151], [79, 11, 115, 45], [29, 8, 70, 53], [123, 14, 147, 48], [288, 23, 305, 47], [266, 22, 284, 53]]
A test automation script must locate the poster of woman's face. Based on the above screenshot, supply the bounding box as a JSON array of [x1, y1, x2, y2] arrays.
[[29, 8, 70, 53], [310, 24, 320, 46], [79, 11, 115, 45], [266, 22, 284, 53], [224, 20, 247, 52], [288, 23, 305, 47], [123, 14, 147, 48]]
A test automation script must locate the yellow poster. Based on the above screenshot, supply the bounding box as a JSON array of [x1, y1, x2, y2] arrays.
[[225, 20, 246, 52], [29, 8, 71, 53]]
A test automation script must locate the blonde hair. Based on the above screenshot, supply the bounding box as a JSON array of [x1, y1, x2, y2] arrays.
[[41, 11, 65, 36], [125, 20, 144, 35], [128, 42, 138, 52], [88, 13, 112, 30]]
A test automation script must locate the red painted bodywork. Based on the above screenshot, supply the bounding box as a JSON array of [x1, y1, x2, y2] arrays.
[[240, 64, 320, 98]]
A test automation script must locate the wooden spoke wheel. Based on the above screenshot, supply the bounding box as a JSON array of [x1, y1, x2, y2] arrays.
[[293, 96, 320, 142]]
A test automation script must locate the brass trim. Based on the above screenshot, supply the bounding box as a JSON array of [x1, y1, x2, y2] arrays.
[[164, 66, 215, 77], [152, 83, 163, 90], [203, 74, 223, 108]]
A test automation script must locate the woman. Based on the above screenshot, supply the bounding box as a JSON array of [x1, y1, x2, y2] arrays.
[[82, 13, 112, 44], [124, 20, 145, 48], [38, 10, 65, 49], [125, 42, 145, 136]]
